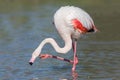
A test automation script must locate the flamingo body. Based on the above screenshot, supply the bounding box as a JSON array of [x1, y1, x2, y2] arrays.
[[54, 6, 97, 39], [29, 6, 98, 71], [54, 6, 94, 30]]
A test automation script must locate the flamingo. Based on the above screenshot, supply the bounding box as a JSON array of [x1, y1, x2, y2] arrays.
[[29, 6, 98, 72]]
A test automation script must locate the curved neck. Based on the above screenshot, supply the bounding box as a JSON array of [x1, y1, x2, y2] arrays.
[[33, 36, 72, 59]]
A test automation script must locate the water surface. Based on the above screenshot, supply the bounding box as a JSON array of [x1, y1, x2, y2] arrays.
[[0, 0, 120, 80]]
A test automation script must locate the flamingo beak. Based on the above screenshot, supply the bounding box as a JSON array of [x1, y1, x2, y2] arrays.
[[29, 62, 33, 65]]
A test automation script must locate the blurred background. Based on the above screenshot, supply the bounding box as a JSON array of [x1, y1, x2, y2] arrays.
[[0, 0, 120, 80]]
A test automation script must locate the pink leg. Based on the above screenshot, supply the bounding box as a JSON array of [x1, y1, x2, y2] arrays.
[[39, 54, 73, 64], [40, 54, 51, 59], [72, 40, 78, 72]]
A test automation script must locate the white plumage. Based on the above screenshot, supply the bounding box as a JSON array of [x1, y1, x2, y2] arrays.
[[54, 6, 95, 30], [29, 6, 98, 72]]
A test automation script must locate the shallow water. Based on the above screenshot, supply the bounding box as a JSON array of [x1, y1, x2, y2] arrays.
[[0, 0, 120, 80]]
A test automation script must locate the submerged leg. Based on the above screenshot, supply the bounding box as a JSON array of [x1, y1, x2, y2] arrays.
[[72, 40, 78, 72], [39, 54, 73, 64]]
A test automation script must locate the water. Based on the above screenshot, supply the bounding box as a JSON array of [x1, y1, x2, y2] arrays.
[[0, 0, 120, 80]]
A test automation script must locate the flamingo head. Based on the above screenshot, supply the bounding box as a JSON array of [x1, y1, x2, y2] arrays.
[[29, 56, 36, 65], [29, 50, 40, 65]]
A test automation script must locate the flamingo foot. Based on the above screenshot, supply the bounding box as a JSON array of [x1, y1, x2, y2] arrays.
[[39, 54, 52, 59]]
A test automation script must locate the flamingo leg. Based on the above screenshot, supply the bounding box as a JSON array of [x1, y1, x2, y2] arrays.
[[72, 40, 78, 72], [39, 54, 73, 64]]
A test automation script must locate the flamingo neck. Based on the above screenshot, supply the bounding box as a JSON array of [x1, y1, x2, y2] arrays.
[[32, 37, 72, 59]]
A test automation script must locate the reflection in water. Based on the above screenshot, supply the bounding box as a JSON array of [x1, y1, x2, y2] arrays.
[[72, 71, 78, 80], [0, 0, 120, 80]]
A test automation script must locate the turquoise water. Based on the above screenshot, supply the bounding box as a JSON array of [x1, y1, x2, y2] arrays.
[[0, 0, 120, 80]]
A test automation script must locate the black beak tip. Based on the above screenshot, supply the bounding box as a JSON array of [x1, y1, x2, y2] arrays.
[[29, 62, 33, 65]]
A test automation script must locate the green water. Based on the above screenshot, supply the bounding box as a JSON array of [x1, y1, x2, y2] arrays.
[[0, 0, 120, 80]]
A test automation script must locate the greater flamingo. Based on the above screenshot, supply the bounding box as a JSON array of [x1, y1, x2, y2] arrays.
[[29, 6, 98, 72]]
